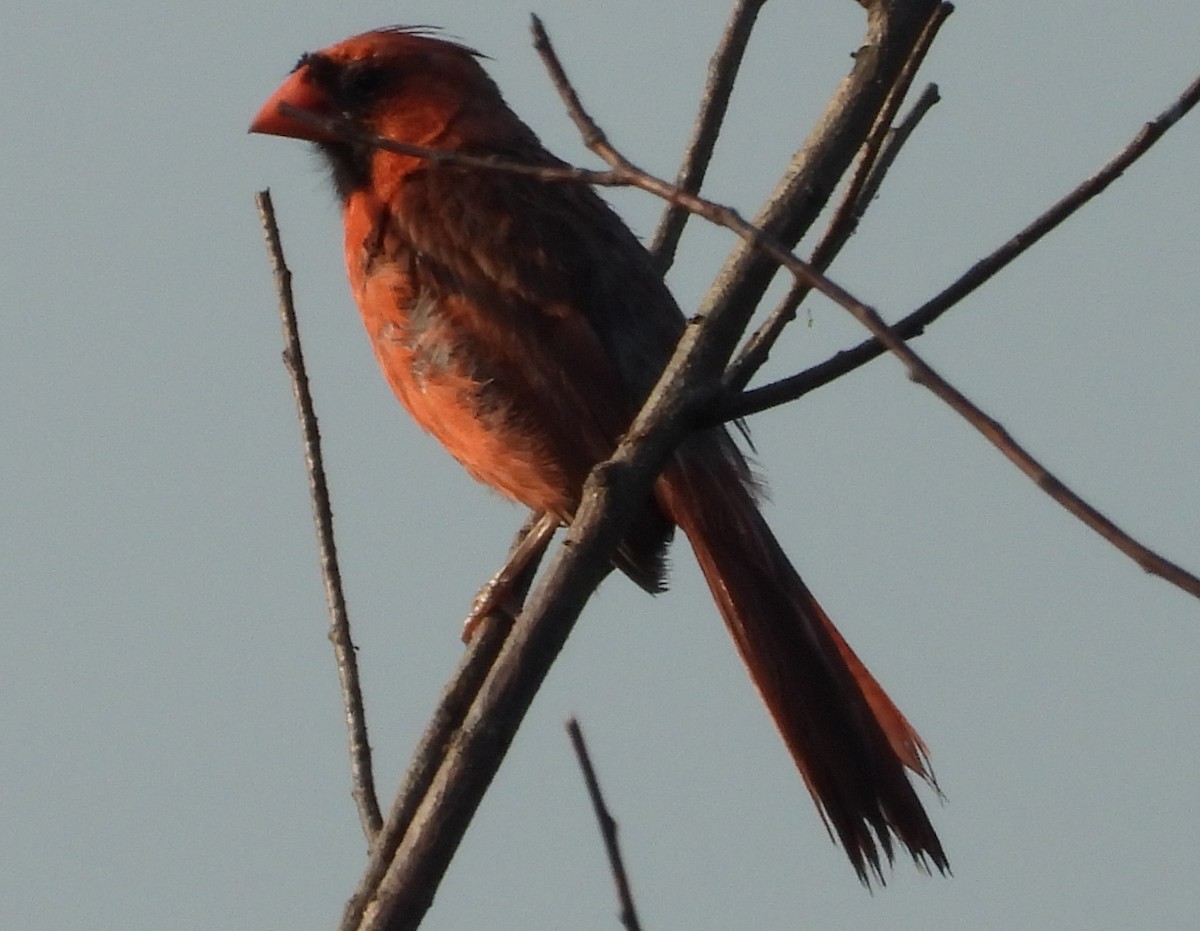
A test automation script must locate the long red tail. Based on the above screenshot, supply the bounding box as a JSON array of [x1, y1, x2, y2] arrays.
[[657, 446, 948, 883]]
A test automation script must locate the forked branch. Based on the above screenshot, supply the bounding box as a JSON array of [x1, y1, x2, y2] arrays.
[[529, 17, 1200, 598], [725, 68, 1200, 420]]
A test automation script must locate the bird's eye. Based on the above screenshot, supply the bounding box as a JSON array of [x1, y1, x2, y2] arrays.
[[341, 63, 389, 102]]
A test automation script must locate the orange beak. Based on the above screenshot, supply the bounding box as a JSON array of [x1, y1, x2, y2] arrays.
[[249, 66, 338, 141]]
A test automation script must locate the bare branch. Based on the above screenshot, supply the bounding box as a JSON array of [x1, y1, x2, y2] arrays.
[[723, 67, 1200, 419], [530, 23, 1200, 599], [649, 0, 768, 271], [725, 3, 951, 393], [719, 224, 1200, 600], [255, 190, 382, 842], [566, 719, 644, 931], [858, 82, 942, 210], [691, 0, 947, 353], [275, 102, 625, 187], [726, 78, 943, 393], [819, 7, 951, 264]]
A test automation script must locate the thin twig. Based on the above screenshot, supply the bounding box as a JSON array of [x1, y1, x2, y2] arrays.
[[255, 191, 382, 841], [817, 6, 951, 267], [726, 228, 1200, 599], [727, 80, 942, 393], [649, 0, 768, 271], [727, 1, 953, 393], [688, 0, 947, 361], [566, 719, 644, 931], [723, 68, 1200, 420], [858, 83, 942, 211], [276, 102, 623, 187]]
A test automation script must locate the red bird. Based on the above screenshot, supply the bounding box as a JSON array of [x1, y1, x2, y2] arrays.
[[251, 28, 947, 882]]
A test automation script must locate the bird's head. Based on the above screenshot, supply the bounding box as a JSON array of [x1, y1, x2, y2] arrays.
[[251, 28, 528, 197]]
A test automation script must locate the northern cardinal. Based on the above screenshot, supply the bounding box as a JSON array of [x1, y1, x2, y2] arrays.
[[251, 28, 947, 882]]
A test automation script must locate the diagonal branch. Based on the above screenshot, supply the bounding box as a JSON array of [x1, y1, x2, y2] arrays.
[[529, 17, 1200, 600], [649, 0, 768, 271], [690, 0, 947, 354], [255, 191, 382, 841], [340, 613, 512, 931], [723, 67, 1200, 420], [567, 719, 644, 931], [727, 3, 952, 393], [856, 82, 942, 213], [710, 218, 1200, 600], [727, 79, 943, 394]]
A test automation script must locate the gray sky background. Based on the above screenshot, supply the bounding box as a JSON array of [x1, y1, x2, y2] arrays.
[[4, 2, 1198, 929]]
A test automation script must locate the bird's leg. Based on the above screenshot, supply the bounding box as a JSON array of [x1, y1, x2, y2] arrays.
[[462, 510, 560, 642]]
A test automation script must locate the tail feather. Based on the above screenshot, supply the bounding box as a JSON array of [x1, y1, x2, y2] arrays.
[[658, 449, 948, 883]]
